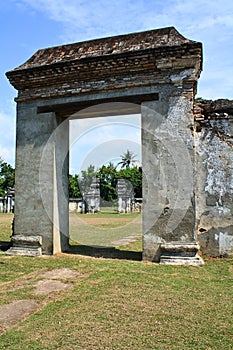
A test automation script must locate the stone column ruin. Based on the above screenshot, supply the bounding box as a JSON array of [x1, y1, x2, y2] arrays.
[[84, 177, 100, 213], [117, 179, 134, 213]]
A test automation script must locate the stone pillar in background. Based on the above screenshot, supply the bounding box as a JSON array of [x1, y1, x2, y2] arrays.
[[117, 179, 134, 213], [84, 177, 100, 213]]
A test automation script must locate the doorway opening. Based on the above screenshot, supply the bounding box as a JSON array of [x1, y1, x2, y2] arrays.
[[68, 108, 142, 260]]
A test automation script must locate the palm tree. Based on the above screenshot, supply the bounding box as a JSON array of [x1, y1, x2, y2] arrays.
[[117, 149, 137, 169]]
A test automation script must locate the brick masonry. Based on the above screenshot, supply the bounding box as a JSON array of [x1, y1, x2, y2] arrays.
[[194, 99, 233, 257], [6, 27, 208, 263], [6, 26, 202, 102]]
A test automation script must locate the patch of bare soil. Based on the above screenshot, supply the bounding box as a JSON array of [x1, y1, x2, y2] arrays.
[[0, 213, 14, 223], [33, 279, 72, 295], [84, 217, 134, 224], [0, 300, 39, 330], [38, 268, 78, 279], [111, 234, 140, 246], [0, 268, 80, 334], [69, 215, 137, 227]]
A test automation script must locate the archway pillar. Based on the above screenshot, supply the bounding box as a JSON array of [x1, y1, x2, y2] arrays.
[[141, 89, 203, 265], [6, 103, 69, 256]]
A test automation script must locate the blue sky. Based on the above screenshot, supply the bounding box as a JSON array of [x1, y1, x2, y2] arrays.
[[0, 0, 233, 170]]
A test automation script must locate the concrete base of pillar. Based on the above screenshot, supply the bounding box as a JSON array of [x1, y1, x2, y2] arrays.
[[5, 235, 42, 257], [159, 242, 204, 266]]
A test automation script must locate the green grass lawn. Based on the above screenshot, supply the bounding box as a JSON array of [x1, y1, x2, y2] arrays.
[[69, 212, 142, 248], [0, 214, 232, 349], [0, 213, 13, 242]]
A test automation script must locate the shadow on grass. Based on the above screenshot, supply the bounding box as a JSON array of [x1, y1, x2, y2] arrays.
[[0, 240, 142, 261], [66, 244, 142, 261], [0, 241, 12, 251]]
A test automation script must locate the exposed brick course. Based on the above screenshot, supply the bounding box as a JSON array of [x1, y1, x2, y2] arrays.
[[6, 26, 202, 102]]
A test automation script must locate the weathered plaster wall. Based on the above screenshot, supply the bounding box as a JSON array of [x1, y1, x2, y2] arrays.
[[11, 104, 69, 255], [142, 78, 197, 262], [6, 27, 203, 261], [195, 99, 233, 257]]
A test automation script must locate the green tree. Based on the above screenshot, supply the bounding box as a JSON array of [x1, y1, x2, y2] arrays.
[[0, 158, 15, 197], [98, 162, 118, 203], [79, 165, 97, 195], [118, 166, 142, 198], [69, 160, 143, 204], [117, 149, 137, 169], [69, 174, 81, 198]]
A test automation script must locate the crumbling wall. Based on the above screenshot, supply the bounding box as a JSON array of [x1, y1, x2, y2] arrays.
[[194, 99, 233, 257]]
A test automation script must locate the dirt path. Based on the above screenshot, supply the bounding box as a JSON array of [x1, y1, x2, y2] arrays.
[[69, 214, 140, 227], [111, 234, 141, 246], [0, 268, 83, 334]]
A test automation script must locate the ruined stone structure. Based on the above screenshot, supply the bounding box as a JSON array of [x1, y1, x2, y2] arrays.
[[194, 99, 233, 257], [117, 179, 134, 213], [84, 177, 100, 213], [5, 26, 219, 263], [0, 188, 14, 213]]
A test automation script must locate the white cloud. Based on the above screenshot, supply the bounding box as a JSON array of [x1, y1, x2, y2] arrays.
[[70, 114, 140, 141], [79, 139, 141, 172], [69, 114, 141, 172], [18, 0, 233, 99], [0, 145, 15, 164], [0, 111, 15, 165], [19, 0, 233, 39]]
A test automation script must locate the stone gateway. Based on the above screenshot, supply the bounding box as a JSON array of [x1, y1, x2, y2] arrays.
[[6, 27, 232, 263]]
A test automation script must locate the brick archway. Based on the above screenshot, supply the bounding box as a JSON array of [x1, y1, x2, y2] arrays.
[[6, 27, 203, 264]]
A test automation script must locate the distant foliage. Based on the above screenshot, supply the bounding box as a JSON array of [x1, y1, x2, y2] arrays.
[[69, 161, 142, 202], [117, 149, 138, 169], [0, 155, 141, 203], [0, 158, 15, 197], [79, 165, 97, 195], [118, 166, 142, 198], [98, 163, 118, 202], [69, 174, 81, 198]]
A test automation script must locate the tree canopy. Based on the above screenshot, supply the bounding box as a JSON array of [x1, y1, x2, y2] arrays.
[[69, 161, 142, 202], [0, 158, 15, 197], [0, 151, 142, 203], [69, 174, 81, 198], [117, 149, 138, 169], [98, 163, 118, 203]]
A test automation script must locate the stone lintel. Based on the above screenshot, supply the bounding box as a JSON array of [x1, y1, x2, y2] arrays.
[[37, 92, 159, 117], [6, 235, 42, 257]]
